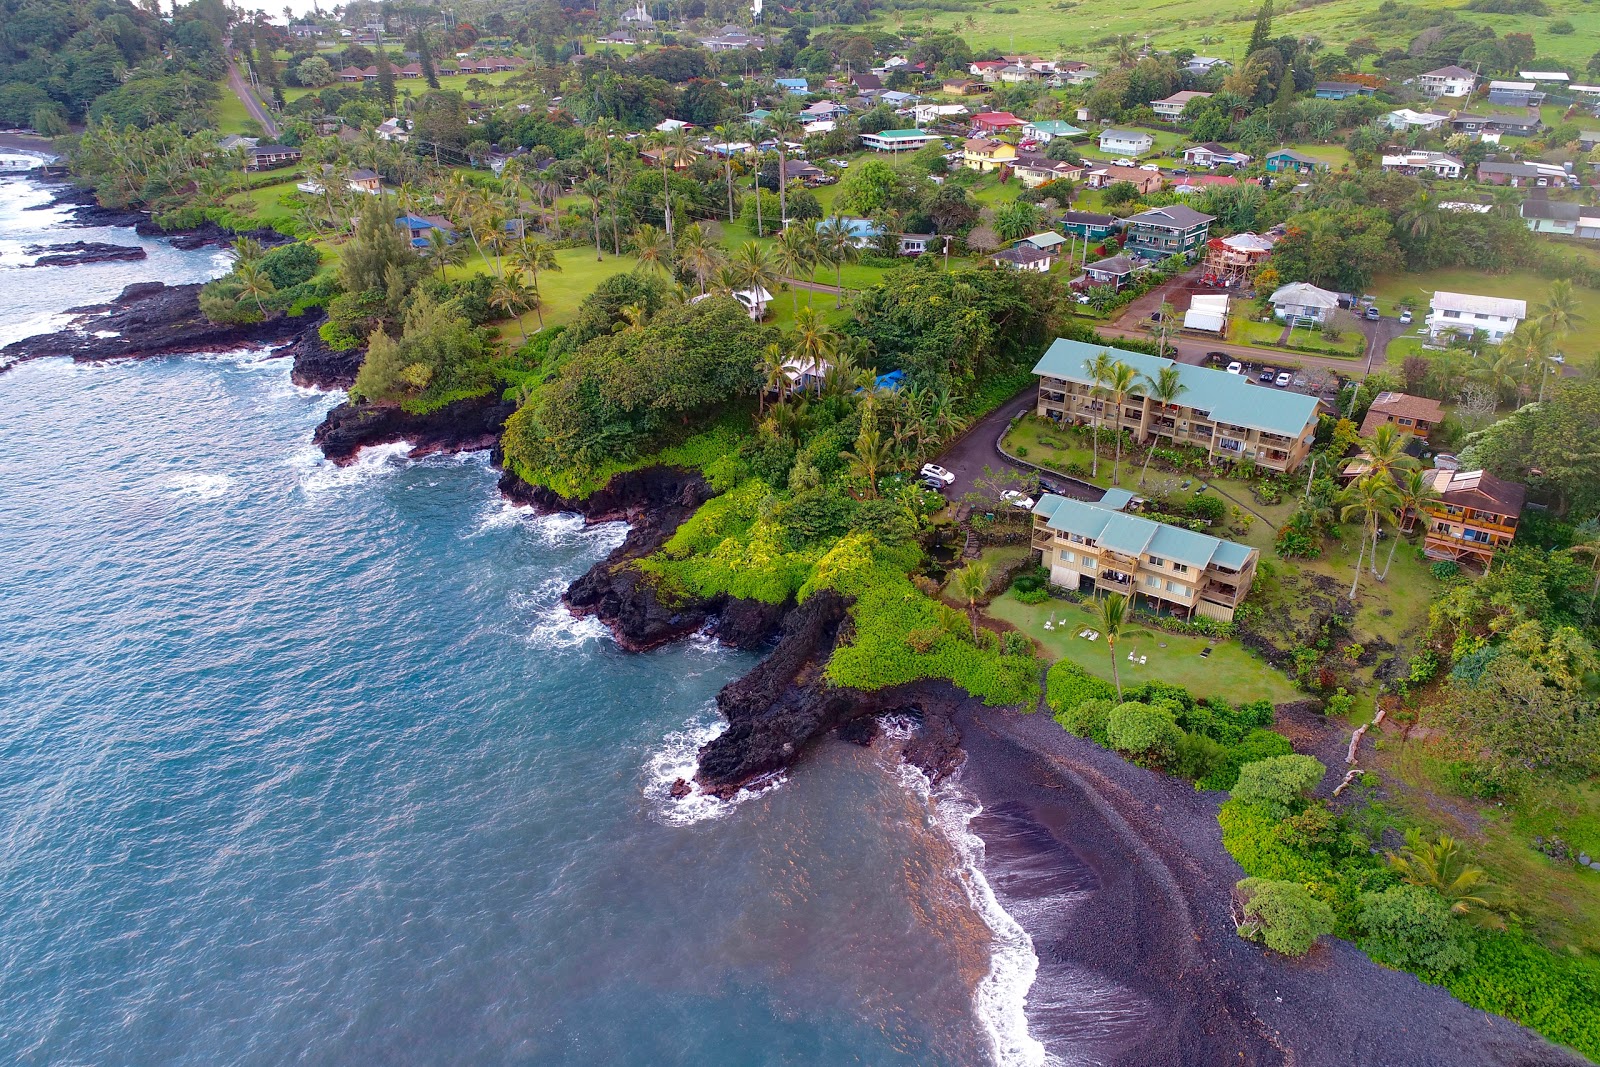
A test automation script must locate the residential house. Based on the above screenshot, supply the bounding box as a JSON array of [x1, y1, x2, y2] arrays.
[[1477, 160, 1572, 187], [1381, 151, 1464, 179], [1011, 154, 1084, 187], [396, 213, 455, 247], [1152, 90, 1211, 120], [289, 21, 319, 38], [1123, 204, 1214, 259], [1385, 108, 1449, 132], [1314, 81, 1371, 100], [598, 30, 636, 45], [880, 90, 917, 107], [815, 217, 881, 249], [694, 286, 772, 320], [1360, 391, 1446, 439], [744, 107, 772, 125], [1031, 337, 1322, 473], [216, 134, 258, 152], [1030, 491, 1260, 621], [774, 77, 808, 95], [1417, 65, 1477, 98], [298, 165, 382, 196], [1488, 80, 1545, 107], [1581, 131, 1600, 152], [337, 66, 366, 82], [909, 103, 970, 125], [799, 100, 849, 122], [1186, 56, 1230, 76], [1452, 110, 1542, 137], [1083, 254, 1138, 290], [860, 128, 935, 153], [1182, 143, 1250, 169], [942, 78, 980, 95], [1019, 231, 1068, 255], [1263, 148, 1327, 175], [1201, 232, 1275, 287], [1427, 291, 1526, 343], [376, 117, 408, 143], [699, 26, 761, 51], [1084, 165, 1163, 194], [1520, 198, 1600, 240], [898, 233, 936, 255], [1022, 119, 1085, 143], [1098, 128, 1154, 156], [970, 60, 1008, 80], [962, 136, 1017, 172], [1060, 210, 1120, 241], [1059, 66, 1099, 86], [780, 158, 829, 185], [991, 245, 1055, 271], [1269, 282, 1341, 325], [244, 144, 301, 171], [851, 72, 883, 93], [1572, 84, 1600, 103], [1523, 70, 1571, 83], [971, 111, 1026, 135], [1418, 469, 1525, 567], [998, 64, 1039, 84]]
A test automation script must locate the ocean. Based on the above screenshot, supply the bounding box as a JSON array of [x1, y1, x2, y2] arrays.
[[0, 173, 1056, 1065]]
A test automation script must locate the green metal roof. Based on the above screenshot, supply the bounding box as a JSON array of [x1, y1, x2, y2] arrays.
[[1030, 338, 1320, 438], [1031, 493, 1255, 570], [869, 128, 931, 139]]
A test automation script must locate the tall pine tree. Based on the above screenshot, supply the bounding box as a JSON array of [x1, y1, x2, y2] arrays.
[[1246, 0, 1274, 57], [375, 45, 396, 111], [414, 29, 440, 90]]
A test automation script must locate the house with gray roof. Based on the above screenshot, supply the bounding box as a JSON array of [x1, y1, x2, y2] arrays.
[[1123, 204, 1215, 259], [1031, 492, 1260, 621], [1031, 338, 1321, 472]]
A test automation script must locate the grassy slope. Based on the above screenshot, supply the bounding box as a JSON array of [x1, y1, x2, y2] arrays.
[[1370, 268, 1600, 353]]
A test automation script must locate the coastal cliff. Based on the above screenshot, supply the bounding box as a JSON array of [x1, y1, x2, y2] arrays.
[[313, 392, 516, 466]]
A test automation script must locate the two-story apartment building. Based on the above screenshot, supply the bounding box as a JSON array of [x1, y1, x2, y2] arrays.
[[1031, 489, 1259, 622], [962, 137, 1017, 171], [1418, 65, 1477, 98], [1031, 339, 1321, 472], [1427, 291, 1526, 343], [1060, 210, 1120, 241], [862, 129, 936, 153], [1123, 204, 1215, 259], [1151, 90, 1210, 120], [1418, 469, 1525, 568]]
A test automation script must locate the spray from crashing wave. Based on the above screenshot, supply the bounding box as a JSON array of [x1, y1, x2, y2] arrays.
[[642, 707, 786, 826]]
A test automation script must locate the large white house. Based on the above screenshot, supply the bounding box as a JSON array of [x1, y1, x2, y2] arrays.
[[1381, 151, 1463, 179], [1417, 65, 1477, 98], [1427, 291, 1527, 343], [1269, 282, 1341, 325], [1098, 128, 1154, 156]]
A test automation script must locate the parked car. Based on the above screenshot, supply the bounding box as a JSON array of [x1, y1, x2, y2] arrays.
[[1140, 163, 1161, 172], [1364, 306, 1380, 321], [1226, 361, 1243, 374], [1000, 490, 1036, 510], [1258, 369, 1275, 383], [1399, 308, 1413, 324], [1113, 157, 1136, 166], [920, 463, 956, 486], [830, 158, 850, 167], [1275, 371, 1292, 387]]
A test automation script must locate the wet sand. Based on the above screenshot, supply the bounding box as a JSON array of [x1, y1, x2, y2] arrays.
[[952, 702, 1587, 1067]]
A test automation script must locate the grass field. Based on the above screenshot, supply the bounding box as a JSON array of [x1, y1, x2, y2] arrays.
[[279, 70, 522, 108], [214, 85, 258, 137], [1369, 268, 1600, 352], [866, 0, 1600, 70]]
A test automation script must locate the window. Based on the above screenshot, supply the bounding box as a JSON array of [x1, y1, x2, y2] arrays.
[[1081, 557, 1096, 570], [1147, 555, 1165, 567], [1145, 576, 1161, 588], [1166, 580, 1184, 594], [1398, 417, 1413, 426], [1070, 533, 1084, 544], [1059, 551, 1073, 564], [1442, 309, 1460, 319], [1174, 563, 1189, 574]]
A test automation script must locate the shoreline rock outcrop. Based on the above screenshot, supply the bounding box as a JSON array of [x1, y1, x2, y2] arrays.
[[313, 392, 516, 466], [25, 240, 147, 267]]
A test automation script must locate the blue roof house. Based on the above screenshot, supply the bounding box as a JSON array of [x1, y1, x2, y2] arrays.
[[775, 77, 809, 95], [818, 216, 883, 248], [395, 213, 456, 248]]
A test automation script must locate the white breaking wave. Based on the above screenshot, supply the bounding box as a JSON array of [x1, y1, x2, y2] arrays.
[[642, 708, 785, 826], [166, 472, 233, 500], [898, 762, 1056, 1067], [474, 499, 629, 554], [292, 440, 415, 496]]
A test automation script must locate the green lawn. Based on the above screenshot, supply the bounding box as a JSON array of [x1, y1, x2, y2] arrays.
[[214, 82, 258, 136], [1369, 268, 1600, 352], [988, 590, 1300, 704], [279, 69, 523, 107]]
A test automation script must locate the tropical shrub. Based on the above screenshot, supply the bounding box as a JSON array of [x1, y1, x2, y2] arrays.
[[1357, 885, 1476, 974], [1231, 754, 1327, 817], [1235, 877, 1335, 956]]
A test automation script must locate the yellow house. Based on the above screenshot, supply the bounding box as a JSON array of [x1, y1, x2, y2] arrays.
[[962, 136, 1017, 172]]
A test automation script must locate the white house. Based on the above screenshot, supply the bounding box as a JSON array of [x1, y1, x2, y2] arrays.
[[1417, 65, 1477, 98], [1427, 291, 1526, 343], [1385, 108, 1449, 132], [1022, 119, 1086, 143], [1098, 128, 1154, 156], [1381, 151, 1463, 179], [1151, 90, 1210, 120], [1269, 282, 1341, 325], [1182, 143, 1250, 168], [1183, 293, 1230, 334]]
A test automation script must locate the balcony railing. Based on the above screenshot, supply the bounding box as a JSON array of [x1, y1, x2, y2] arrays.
[[1201, 582, 1240, 604]]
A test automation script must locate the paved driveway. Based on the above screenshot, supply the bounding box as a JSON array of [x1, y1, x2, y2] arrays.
[[931, 387, 1101, 504]]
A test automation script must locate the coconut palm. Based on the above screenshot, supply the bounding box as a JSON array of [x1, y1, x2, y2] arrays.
[[1473, 348, 1524, 407], [842, 411, 895, 499], [757, 342, 791, 415], [1498, 319, 1555, 402], [489, 274, 534, 343], [815, 216, 860, 309], [1568, 522, 1600, 621], [712, 122, 739, 221], [676, 222, 723, 295], [1380, 467, 1441, 580], [234, 259, 276, 317], [578, 176, 608, 262], [1138, 366, 1188, 485], [511, 238, 560, 329], [772, 226, 816, 314], [1386, 829, 1498, 924], [1338, 474, 1400, 600], [1361, 423, 1417, 484], [950, 561, 992, 641], [769, 107, 802, 222], [1104, 360, 1139, 485], [631, 223, 671, 275], [1095, 592, 1128, 701], [1083, 350, 1117, 479], [421, 225, 467, 282], [792, 305, 836, 390], [730, 242, 781, 315], [1536, 277, 1584, 341]]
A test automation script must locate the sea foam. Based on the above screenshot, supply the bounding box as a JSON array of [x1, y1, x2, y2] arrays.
[[642, 708, 785, 826]]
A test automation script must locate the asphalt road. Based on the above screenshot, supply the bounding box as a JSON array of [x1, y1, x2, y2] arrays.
[[932, 387, 1102, 504], [226, 56, 279, 140]]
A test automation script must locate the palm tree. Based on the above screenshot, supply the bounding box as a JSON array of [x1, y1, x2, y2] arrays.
[[1500, 320, 1556, 402], [421, 226, 467, 282], [1138, 366, 1188, 486], [1104, 360, 1139, 486], [234, 259, 276, 317], [1095, 592, 1128, 701], [815, 216, 860, 309], [586, 117, 624, 254], [758, 342, 790, 415], [773, 226, 816, 314], [791, 305, 837, 391], [1338, 474, 1399, 600], [577, 176, 608, 262], [1361, 423, 1417, 484], [631, 223, 671, 275], [769, 107, 802, 222], [1398, 193, 1439, 240], [731, 242, 781, 315], [950, 561, 992, 641], [713, 122, 739, 221], [1473, 348, 1524, 407], [1386, 829, 1497, 923], [489, 274, 534, 343], [1567, 522, 1600, 621], [676, 222, 723, 295], [842, 411, 895, 499], [512, 239, 560, 330], [1380, 468, 1440, 580], [1537, 277, 1584, 340], [1083, 350, 1117, 479]]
